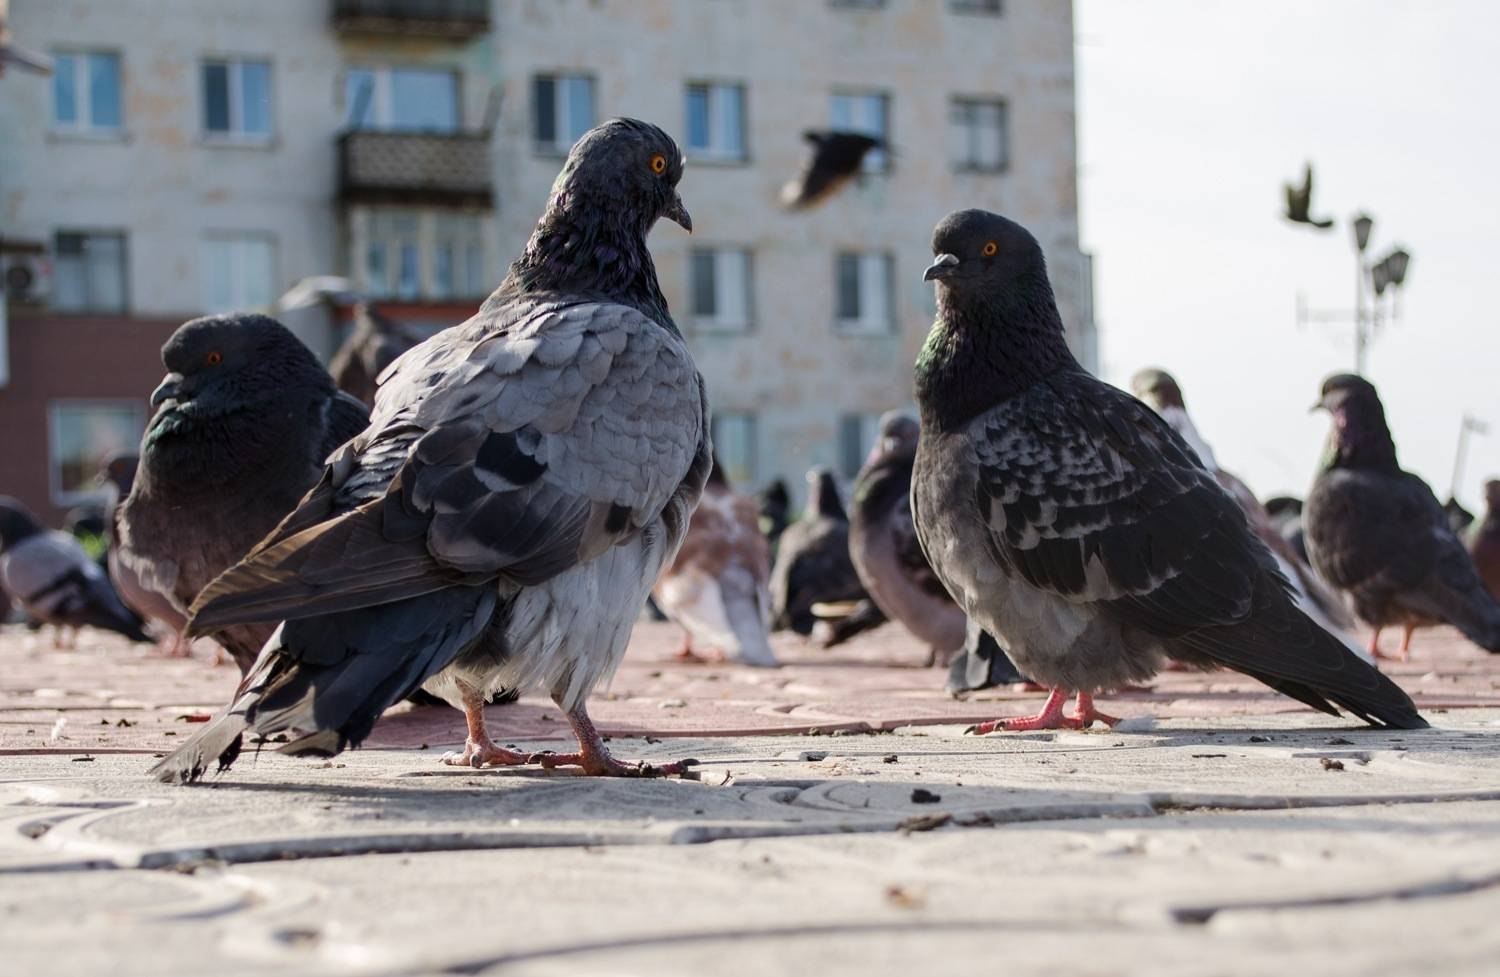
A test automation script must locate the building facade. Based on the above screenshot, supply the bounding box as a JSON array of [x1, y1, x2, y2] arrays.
[[0, 0, 1092, 524]]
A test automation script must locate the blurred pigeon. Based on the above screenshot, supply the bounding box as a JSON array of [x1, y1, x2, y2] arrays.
[[912, 210, 1424, 731], [1131, 367, 1371, 664], [117, 314, 369, 673], [1307, 374, 1500, 661], [63, 506, 108, 562], [1444, 496, 1475, 536], [98, 453, 190, 655], [757, 477, 792, 555], [0, 496, 149, 646], [848, 411, 965, 663], [0, 16, 52, 78], [780, 131, 883, 211], [770, 467, 868, 637], [1263, 494, 1309, 563], [1467, 480, 1500, 600], [152, 119, 706, 783], [1283, 162, 1334, 229], [653, 458, 778, 667], [328, 303, 427, 407]]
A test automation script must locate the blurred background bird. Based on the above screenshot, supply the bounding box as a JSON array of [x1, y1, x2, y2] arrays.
[[770, 467, 870, 639], [1468, 479, 1500, 600], [780, 131, 884, 211], [1283, 161, 1334, 229]]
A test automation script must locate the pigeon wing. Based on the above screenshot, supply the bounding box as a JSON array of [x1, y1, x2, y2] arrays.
[[190, 296, 706, 632]]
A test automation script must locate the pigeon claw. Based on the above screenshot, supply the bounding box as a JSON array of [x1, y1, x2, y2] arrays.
[[967, 689, 1121, 734], [441, 739, 532, 769], [529, 749, 698, 778]]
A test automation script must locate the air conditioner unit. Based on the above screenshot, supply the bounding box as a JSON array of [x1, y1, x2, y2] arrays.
[[2, 252, 52, 304]]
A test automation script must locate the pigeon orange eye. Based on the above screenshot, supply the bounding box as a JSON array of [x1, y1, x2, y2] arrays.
[[982, 242, 999, 257], [206, 351, 223, 366], [649, 153, 668, 175]]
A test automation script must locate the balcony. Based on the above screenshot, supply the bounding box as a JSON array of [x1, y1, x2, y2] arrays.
[[338, 130, 493, 208], [331, 0, 491, 39]]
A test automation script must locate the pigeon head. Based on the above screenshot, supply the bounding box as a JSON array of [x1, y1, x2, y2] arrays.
[[923, 209, 1046, 294], [0, 497, 43, 550], [96, 453, 139, 496], [1486, 480, 1500, 513], [150, 314, 331, 419], [805, 467, 847, 521], [1313, 374, 1398, 471], [502, 119, 690, 322], [1130, 368, 1187, 412], [868, 410, 919, 466]]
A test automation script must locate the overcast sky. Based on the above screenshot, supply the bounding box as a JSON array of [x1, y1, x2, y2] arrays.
[[1075, 0, 1500, 511]]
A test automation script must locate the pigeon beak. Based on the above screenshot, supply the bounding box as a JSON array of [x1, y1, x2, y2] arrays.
[[664, 194, 693, 233], [150, 373, 184, 408], [923, 254, 960, 282]]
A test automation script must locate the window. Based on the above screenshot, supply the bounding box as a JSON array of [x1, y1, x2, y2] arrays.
[[345, 67, 458, 132], [835, 252, 893, 334], [48, 401, 145, 507], [53, 231, 127, 313], [362, 209, 488, 301], [532, 74, 594, 153], [950, 0, 1002, 12], [950, 98, 1008, 172], [202, 235, 275, 314], [711, 412, 757, 488], [839, 413, 881, 479], [684, 83, 746, 161], [202, 58, 272, 140], [51, 51, 122, 134], [689, 248, 751, 332], [830, 91, 889, 172]]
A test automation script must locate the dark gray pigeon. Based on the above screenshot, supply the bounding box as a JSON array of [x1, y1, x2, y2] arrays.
[[0, 496, 149, 645], [152, 119, 707, 784], [1283, 162, 1334, 229], [99, 453, 189, 654], [116, 314, 369, 673], [1467, 480, 1500, 601], [911, 209, 1425, 731], [328, 302, 426, 408], [780, 131, 883, 211], [757, 477, 791, 556], [770, 467, 869, 638], [1306, 374, 1500, 661]]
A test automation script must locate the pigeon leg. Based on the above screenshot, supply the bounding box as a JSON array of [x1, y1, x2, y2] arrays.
[[1367, 628, 1383, 658], [531, 698, 696, 777], [1070, 692, 1121, 728], [1396, 624, 1415, 662], [442, 680, 531, 769], [968, 688, 1072, 733]]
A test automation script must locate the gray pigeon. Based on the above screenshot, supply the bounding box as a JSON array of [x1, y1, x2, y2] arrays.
[[328, 302, 426, 407], [116, 314, 370, 673], [99, 453, 189, 654], [152, 119, 707, 784], [1306, 374, 1500, 661], [911, 209, 1425, 731], [770, 467, 869, 637], [0, 496, 149, 645]]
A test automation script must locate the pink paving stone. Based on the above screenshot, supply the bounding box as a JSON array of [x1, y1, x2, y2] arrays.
[[2, 619, 1497, 757]]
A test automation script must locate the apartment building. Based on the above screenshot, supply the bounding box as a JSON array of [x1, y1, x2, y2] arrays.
[[0, 0, 1092, 524]]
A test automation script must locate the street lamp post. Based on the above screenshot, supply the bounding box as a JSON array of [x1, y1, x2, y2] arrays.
[[1297, 211, 1410, 376]]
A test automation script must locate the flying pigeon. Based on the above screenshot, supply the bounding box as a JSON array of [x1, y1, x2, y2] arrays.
[[1306, 374, 1500, 661], [1467, 480, 1500, 600], [116, 314, 370, 673], [152, 119, 707, 783], [848, 411, 965, 663], [911, 209, 1425, 731], [653, 458, 778, 667], [98, 453, 189, 655], [770, 467, 869, 637], [328, 303, 427, 407], [1283, 162, 1334, 229], [0, 496, 149, 646], [1131, 367, 1371, 664], [780, 131, 884, 211]]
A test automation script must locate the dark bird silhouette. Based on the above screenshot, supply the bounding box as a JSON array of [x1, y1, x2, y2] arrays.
[[1283, 162, 1334, 229], [653, 458, 778, 667], [1263, 495, 1309, 563], [1444, 496, 1476, 536], [98, 453, 190, 655], [770, 468, 869, 637], [757, 478, 792, 556], [0, 496, 149, 646], [152, 119, 706, 784], [911, 210, 1424, 732], [780, 131, 884, 211], [1467, 480, 1500, 601], [116, 314, 369, 673], [328, 303, 427, 408], [1306, 374, 1500, 661]]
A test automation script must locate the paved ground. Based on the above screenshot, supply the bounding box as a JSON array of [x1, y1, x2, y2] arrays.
[[3, 620, 1499, 976]]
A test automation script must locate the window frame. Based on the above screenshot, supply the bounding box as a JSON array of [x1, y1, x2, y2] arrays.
[[358, 207, 490, 302], [200, 56, 275, 144], [829, 89, 891, 173], [49, 49, 124, 137], [689, 246, 753, 333], [839, 412, 882, 479], [47, 399, 147, 508], [201, 233, 278, 314], [949, 0, 1003, 14], [949, 96, 1010, 173], [51, 229, 129, 314], [710, 411, 759, 489], [684, 81, 748, 163], [833, 251, 895, 336], [532, 72, 596, 155], [344, 65, 461, 133]]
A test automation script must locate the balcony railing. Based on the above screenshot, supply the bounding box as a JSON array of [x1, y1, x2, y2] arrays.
[[338, 130, 493, 207], [332, 0, 490, 39]]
